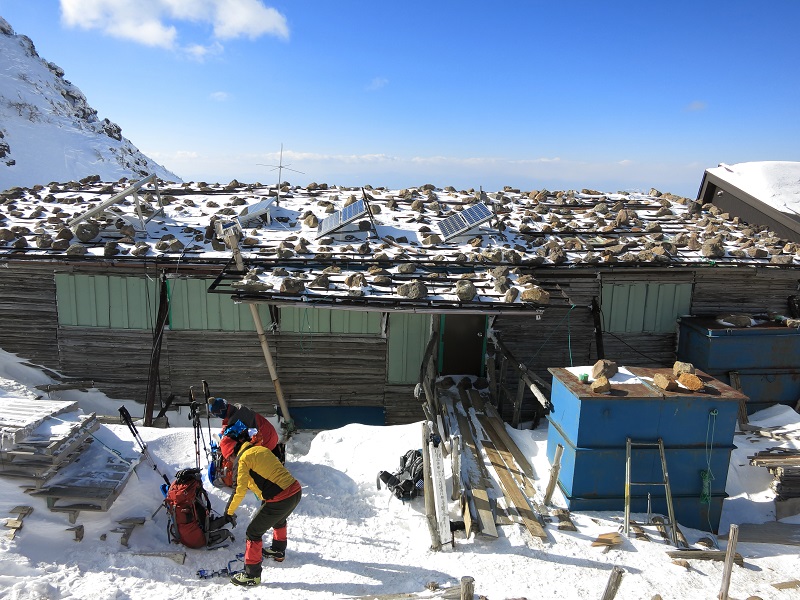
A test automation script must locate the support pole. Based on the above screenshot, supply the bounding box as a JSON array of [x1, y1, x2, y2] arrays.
[[544, 444, 564, 505], [248, 302, 291, 424], [718, 524, 739, 600], [216, 219, 292, 431], [144, 273, 169, 427]]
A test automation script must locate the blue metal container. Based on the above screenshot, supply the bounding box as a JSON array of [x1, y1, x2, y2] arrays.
[[677, 317, 800, 409], [546, 420, 732, 498], [546, 366, 742, 533], [713, 369, 800, 413], [547, 367, 742, 448], [678, 317, 800, 370], [563, 490, 726, 533]]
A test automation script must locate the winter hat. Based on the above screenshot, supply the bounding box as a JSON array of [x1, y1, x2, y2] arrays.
[[209, 397, 227, 418]]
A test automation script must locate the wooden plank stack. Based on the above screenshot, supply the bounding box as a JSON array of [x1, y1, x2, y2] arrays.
[[749, 448, 800, 518]]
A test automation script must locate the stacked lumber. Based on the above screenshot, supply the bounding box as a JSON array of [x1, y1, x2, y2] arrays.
[[749, 449, 800, 501]]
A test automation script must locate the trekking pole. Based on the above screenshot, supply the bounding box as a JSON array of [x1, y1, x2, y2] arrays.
[[118, 405, 171, 485], [202, 380, 214, 443]]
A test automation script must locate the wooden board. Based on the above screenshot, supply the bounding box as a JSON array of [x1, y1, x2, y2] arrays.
[[28, 437, 141, 513], [476, 413, 548, 516], [666, 549, 744, 567], [721, 522, 800, 546], [481, 440, 548, 541], [454, 401, 497, 538], [0, 399, 79, 450]]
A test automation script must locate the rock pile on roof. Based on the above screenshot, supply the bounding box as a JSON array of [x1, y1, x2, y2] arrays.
[[1, 178, 798, 311]]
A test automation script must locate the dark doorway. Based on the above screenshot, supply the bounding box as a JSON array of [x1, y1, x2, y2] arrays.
[[439, 314, 487, 375]]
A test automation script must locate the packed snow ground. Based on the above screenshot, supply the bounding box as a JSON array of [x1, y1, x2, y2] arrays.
[[1, 348, 800, 600]]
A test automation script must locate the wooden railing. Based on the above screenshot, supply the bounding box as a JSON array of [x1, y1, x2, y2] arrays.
[[486, 332, 552, 428]]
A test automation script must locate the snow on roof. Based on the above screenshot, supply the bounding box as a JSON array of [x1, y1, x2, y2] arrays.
[[1, 178, 799, 312], [707, 161, 800, 218]]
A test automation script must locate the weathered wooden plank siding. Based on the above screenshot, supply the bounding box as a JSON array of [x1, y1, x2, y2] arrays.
[[164, 330, 389, 419], [384, 384, 423, 425], [692, 268, 800, 315], [595, 332, 677, 368], [0, 265, 59, 368], [57, 326, 161, 402]]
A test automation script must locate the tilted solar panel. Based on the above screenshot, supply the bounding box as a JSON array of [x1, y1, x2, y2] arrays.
[[437, 203, 493, 241], [316, 199, 368, 237]]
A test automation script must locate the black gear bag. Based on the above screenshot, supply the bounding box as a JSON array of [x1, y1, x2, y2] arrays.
[[377, 449, 424, 500]]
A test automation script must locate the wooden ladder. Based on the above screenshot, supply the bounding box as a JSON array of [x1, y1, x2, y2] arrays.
[[624, 437, 677, 546]]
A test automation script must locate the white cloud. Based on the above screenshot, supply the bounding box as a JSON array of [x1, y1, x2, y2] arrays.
[[185, 41, 223, 61], [59, 0, 288, 50], [209, 91, 229, 101], [685, 100, 707, 112], [366, 77, 388, 91], [212, 0, 288, 39]]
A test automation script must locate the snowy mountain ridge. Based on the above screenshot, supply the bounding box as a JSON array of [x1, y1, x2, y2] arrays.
[[0, 16, 179, 191]]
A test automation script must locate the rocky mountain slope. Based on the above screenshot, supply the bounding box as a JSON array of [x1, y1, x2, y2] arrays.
[[0, 16, 179, 191]]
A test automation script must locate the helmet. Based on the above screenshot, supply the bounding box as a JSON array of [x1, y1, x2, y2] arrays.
[[223, 420, 248, 439], [209, 397, 227, 418]]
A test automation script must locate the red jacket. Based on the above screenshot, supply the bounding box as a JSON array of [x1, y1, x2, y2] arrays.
[[220, 404, 278, 458]]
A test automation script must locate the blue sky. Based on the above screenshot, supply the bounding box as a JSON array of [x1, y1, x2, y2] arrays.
[[1, 0, 798, 197]]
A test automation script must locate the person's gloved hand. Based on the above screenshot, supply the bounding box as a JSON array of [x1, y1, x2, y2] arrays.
[[226, 513, 237, 527]]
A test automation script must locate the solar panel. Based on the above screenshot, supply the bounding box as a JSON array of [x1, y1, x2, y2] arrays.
[[238, 198, 273, 226], [316, 199, 368, 237], [437, 203, 493, 241], [461, 202, 492, 226]]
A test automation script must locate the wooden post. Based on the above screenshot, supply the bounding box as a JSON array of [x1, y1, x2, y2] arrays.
[[430, 432, 453, 550], [421, 422, 441, 551], [512, 377, 525, 428], [592, 296, 605, 360], [601, 566, 625, 600], [718, 524, 739, 600], [451, 435, 461, 501], [460, 576, 475, 600], [486, 352, 497, 404], [544, 444, 564, 505]]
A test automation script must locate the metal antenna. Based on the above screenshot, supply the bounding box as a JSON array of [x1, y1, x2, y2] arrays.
[[257, 143, 304, 204]]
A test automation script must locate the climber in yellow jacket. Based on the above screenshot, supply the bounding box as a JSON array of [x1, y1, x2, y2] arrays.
[[222, 421, 302, 587]]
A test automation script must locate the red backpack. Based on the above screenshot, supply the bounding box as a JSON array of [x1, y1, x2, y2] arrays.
[[163, 468, 232, 549]]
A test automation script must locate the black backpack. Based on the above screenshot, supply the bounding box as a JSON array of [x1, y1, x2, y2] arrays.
[[377, 449, 424, 500]]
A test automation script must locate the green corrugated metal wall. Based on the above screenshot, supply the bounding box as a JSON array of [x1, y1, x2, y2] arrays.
[[279, 306, 382, 334], [55, 273, 157, 329], [601, 281, 692, 333], [387, 313, 431, 383], [167, 278, 274, 331]]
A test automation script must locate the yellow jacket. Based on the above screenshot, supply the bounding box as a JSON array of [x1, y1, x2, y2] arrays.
[[225, 441, 298, 515]]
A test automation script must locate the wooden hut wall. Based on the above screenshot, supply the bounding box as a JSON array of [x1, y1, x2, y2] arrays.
[[58, 326, 161, 402], [691, 267, 800, 315], [383, 384, 423, 425], [490, 272, 598, 422], [165, 329, 394, 423], [0, 263, 59, 368]]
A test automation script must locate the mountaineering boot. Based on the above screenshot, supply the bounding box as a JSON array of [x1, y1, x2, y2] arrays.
[[230, 572, 261, 587], [262, 547, 285, 562]]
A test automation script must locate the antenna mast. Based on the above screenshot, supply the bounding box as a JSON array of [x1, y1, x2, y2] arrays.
[[257, 143, 304, 205]]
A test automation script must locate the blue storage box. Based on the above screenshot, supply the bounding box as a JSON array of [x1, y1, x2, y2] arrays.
[[546, 366, 741, 533], [678, 317, 800, 371], [562, 489, 726, 533], [547, 367, 742, 448], [546, 420, 732, 498]]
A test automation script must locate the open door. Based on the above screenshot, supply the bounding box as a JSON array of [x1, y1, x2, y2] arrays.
[[439, 314, 487, 376]]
